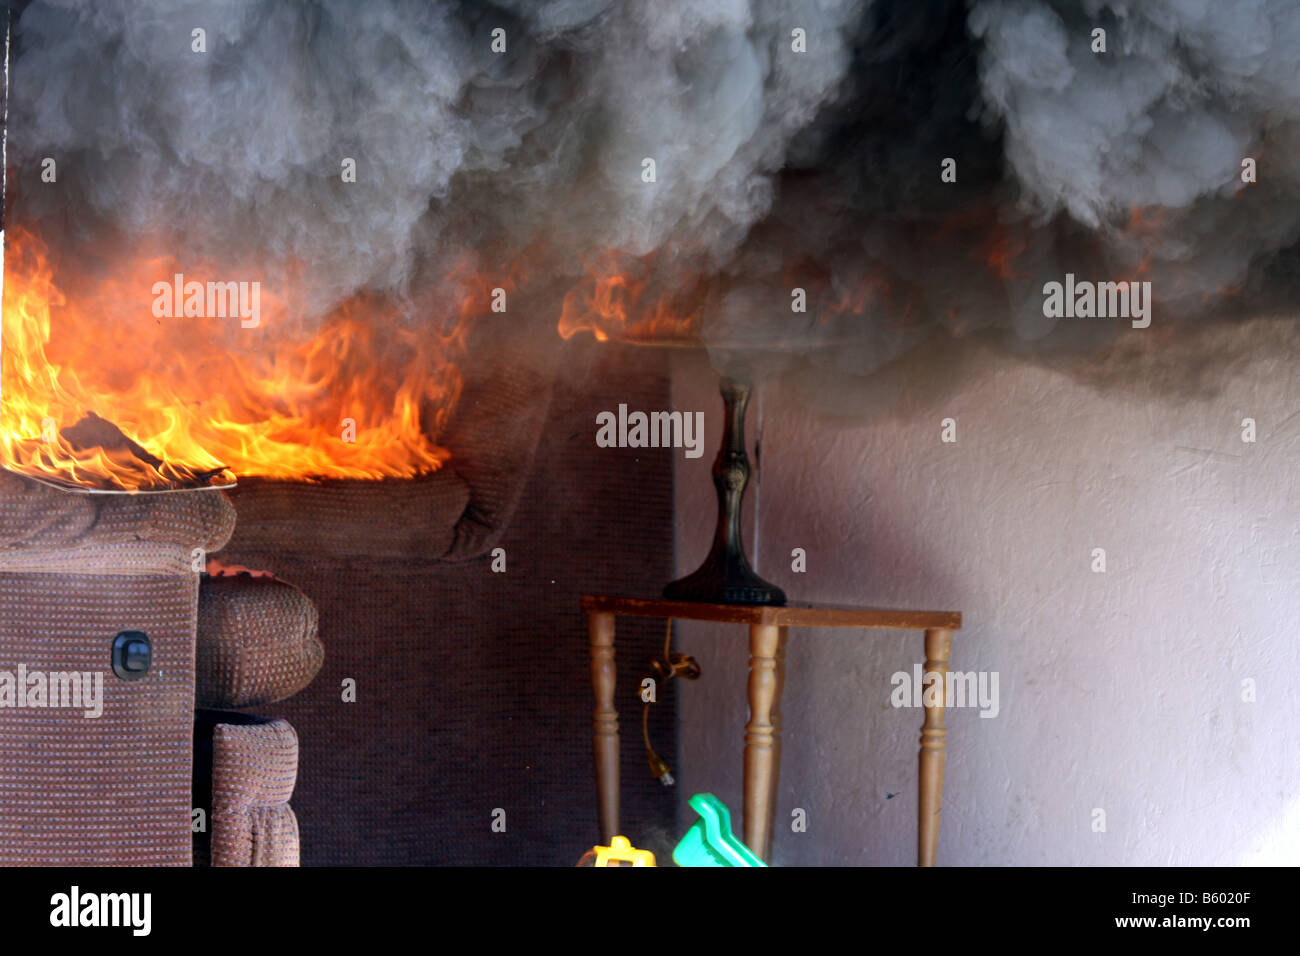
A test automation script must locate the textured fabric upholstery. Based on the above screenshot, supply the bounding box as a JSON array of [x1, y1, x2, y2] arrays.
[[224, 470, 469, 570], [197, 572, 323, 709], [0, 471, 235, 866], [0, 571, 200, 865], [0, 470, 236, 575], [194, 712, 301, 867], [0, 334, 670, 866]]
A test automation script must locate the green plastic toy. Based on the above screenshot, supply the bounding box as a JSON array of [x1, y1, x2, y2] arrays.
[[672, 793, 767, 867]]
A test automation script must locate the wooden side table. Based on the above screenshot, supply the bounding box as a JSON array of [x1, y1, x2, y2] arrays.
[[583, 595, 962, 866]]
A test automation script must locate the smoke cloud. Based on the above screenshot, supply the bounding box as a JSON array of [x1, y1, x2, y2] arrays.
[[7, 0, 1300, 390]]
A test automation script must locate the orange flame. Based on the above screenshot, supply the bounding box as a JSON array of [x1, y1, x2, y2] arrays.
[[558, 252, 698, 343], [980, 224, 1029, 281], [558, 250, 925, 349], [1, 230, 470, 490]]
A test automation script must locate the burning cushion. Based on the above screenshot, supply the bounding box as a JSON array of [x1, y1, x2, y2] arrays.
[[216, 315, 560, 568], [196, 572, 323, 709]]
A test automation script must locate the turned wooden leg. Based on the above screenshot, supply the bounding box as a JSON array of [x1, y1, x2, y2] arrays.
[[771, 627, 787, 844], [918, 627, 953, 867], [744, 623, 783, 861], [589, 611, 618, 843]]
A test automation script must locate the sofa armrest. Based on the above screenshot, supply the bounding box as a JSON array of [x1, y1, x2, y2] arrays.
[[0, 469, 236, 575]]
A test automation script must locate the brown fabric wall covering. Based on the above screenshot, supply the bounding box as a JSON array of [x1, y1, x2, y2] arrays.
[[0, 572, 199, 866], [218, 339, 677, 865], [441, 314, 560, 561]]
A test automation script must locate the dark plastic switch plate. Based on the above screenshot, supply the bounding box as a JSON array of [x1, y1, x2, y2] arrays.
[[111, 631, 152, 680]]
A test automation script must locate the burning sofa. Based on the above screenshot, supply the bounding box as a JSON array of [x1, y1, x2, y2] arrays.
[[0, 313, 564, 865]]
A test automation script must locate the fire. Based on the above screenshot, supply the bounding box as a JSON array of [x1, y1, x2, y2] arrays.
[[1125, 204, 1166, 236], [558, 251, 699, 343], [558, 250, 922, 349], [827, 274, 895, 320], [1, 230, 469, 490], [980, 224, 1030, 281]]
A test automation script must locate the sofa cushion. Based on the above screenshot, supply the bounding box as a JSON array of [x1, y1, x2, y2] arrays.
[[197, 572, 323, 709]]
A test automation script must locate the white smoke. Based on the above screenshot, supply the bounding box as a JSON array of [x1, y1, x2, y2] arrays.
[[969, 0, 1300, 307], [9, 0, 863, 318], [7, 0, 1300, 375]]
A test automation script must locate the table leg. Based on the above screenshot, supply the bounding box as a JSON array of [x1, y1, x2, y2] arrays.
[[744, 623, 783, 861], [771, 627, 787, 844], [589, 611, 618, 843], [918, 627, 953, 867]]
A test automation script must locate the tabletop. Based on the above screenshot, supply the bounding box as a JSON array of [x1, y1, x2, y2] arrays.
[[581, 595, 961, 630]]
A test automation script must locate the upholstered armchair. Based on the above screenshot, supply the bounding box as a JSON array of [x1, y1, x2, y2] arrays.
[[0, 471, 323, 866]]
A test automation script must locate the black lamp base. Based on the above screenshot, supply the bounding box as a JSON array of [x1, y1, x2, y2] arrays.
[[663, 376, 786, 606], [663, 557, 787, 606]]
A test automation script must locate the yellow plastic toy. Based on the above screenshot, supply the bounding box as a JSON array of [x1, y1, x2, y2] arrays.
[[592, 835, 657, 867]]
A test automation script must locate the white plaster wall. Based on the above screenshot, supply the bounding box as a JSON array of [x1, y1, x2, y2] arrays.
[[672, 320, 1300, 866]]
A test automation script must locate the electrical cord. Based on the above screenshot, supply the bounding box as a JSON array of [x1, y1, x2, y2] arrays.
[[642, 618, 700, 786]]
